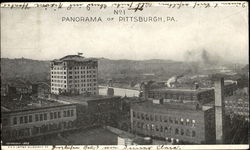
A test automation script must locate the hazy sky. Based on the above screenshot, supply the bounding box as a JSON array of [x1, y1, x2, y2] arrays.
[[1, 2, 248, 64]]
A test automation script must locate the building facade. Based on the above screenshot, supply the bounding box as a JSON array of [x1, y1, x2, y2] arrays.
[[2, 104, 77, 143], [134, 86, 217, 144], [225, 95, 249, 121], [50, 55, 98, 96], [51, 95, 122, 128], [131, 101, 215, 144], [147, 88, 215, 106]]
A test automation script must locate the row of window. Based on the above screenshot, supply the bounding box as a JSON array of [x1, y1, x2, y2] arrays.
[[51, 67, 66, 70], [12, 110, 75, 125], [68, 79, 97, 83], [133, 121, 196, 137], [51, 71, 67, 74], [4, 121, 75, 139], [68, 75, 96, 79], [231, 111, 249, 115], [132, 111, 196, 126], [149, 94, 198, 101], [69, 70, 96, 74], [51, 87, 97, 92], [51, 76, 66, 79], [51, 66, 97, 70], [52, 70, 97, 74], [69, 83, 97, 87], [52, 80, 66, 83], [51, 75, 97, 79], [51, 79, 97, 84], [51, 84, 67, 88], [148, 91, 213, 100], [51, 87, 67, 91], [69, 66, 97, 70]]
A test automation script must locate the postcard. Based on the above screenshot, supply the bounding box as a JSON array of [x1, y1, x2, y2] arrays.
[[1, 1, 249, 150]]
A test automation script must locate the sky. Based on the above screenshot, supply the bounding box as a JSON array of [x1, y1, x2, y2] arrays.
[[1, 2, 249, 64]]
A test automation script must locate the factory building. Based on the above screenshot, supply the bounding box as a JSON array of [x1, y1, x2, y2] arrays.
[[134, 77, 234, 144], [50, 55, 98, 96], [1, 99, 77, 143], [225, 94, 249, 121], [131, 88, 216, 144]]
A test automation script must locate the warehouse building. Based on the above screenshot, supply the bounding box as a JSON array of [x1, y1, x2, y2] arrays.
[[134, 76, 237, 144], [131, 96, 215, 144], [1, 98, 77, 143]]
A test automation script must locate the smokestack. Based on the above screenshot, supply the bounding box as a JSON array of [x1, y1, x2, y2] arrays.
[[107, 88, 114, 96], [142, 83, 149, 100], [108, 79, 113, 87], [214, 77, 225, 144], [141, 81, 153, 100], [194, 83, 199, 90]]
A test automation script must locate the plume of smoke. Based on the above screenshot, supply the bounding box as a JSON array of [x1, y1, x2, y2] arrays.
[[184, 49, 221, 67], [166, 74, 185, 87], [167, 76, 177, 87]]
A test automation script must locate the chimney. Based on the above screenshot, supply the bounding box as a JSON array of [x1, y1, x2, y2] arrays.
[[107, 88, 114, 96], [214, 77, 225, 144], [141, 82, 149, 100], [195, 83, 199, 90]]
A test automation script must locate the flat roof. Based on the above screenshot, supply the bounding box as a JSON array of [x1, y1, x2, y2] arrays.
[[131, 100, 210, 113], [52, 55, 98, 63], [55, 95, 121, 106], [150, 87, 212, 93], [1, 96, 71, 112]]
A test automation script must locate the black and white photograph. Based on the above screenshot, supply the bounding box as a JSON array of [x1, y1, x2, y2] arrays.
[[1, 1, 249, 149]]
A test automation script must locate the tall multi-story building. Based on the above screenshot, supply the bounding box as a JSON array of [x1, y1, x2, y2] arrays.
[[50, 55, 98, 95]]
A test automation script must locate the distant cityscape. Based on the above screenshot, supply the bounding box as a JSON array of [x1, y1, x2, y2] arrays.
[[1, 54, 249, 145]]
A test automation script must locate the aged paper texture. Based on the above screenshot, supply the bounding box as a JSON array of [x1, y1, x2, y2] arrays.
[[1, 1, 249, 150]]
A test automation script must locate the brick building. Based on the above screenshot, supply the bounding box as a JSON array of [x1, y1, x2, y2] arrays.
[[52, 95, 122, 128], [134, 77, 238, 144], [50, 55, 98, 95], [225, 94, 249, 121], [131, 99, 215, 144], [1, 99, 77, 143]]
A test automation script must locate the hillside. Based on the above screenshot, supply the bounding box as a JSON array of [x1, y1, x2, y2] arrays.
[[1, 58, 50, 82], [1, 57, 247, 85], [1, 58, 193, 83]]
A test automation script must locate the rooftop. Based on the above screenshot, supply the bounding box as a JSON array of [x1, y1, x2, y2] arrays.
[[54, 94, 121, 106], [1, 96, 68, 112], [52, 55, 98, 62], [150, 87, 213, 93], [131, 100, 208, 113]]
